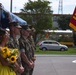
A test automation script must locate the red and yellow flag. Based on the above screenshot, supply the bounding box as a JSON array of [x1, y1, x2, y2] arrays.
[[69, 7, 76, 31]]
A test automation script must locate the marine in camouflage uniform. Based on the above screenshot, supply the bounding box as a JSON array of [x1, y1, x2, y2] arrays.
[[28, 25, 36, 75], [7, 22, 24, 75], [27, 36, 35, 75], [19, 25, 34, 75]]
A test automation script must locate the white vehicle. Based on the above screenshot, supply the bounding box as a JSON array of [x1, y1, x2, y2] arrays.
[[39, 40, 68, 51]]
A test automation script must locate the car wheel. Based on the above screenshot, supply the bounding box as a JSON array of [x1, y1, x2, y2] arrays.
[[42, 47, 47, 51], [60, 48, 65, 51]]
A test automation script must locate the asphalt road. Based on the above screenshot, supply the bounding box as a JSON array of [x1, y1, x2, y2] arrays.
[[33, 55, 76, 75]]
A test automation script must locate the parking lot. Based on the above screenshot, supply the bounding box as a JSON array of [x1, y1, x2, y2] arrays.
[[33, 55, 76, 75]]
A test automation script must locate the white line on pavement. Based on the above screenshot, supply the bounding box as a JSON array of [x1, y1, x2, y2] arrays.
[[72, 60, 76, 63]]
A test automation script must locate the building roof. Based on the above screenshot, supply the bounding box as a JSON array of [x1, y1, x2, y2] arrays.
[[44, 30, 72, 34]]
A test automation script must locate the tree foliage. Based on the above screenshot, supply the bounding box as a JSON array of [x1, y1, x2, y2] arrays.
[[57, 15, 71, 30], [20, 0, 53, 33]]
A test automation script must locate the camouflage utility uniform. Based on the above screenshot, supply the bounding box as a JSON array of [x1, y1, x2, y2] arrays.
[[28, 36, 36, 75], [19, 36, 33, 75]]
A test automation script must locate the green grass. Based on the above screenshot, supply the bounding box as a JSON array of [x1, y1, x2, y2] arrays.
[[35, 47, 76, 55]]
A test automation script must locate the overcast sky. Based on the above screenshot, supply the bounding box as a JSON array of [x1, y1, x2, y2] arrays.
[[0, 0, 76, 14]]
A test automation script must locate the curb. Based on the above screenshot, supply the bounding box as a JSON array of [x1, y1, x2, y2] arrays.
[[35, 54, 76, 57]]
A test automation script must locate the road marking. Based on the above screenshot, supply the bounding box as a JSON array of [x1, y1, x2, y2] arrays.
[[72, 60, 76, 63]]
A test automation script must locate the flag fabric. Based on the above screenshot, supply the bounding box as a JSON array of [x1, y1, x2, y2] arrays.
[[0, 4, 27, 29], [69, 7, 76, 31]]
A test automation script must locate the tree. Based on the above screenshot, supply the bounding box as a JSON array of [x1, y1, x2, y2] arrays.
[[20, 0, 53, 42], [57, 15, 71, 30]]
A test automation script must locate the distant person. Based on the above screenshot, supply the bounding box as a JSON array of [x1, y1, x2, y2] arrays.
[[28, 25, 36, 75]]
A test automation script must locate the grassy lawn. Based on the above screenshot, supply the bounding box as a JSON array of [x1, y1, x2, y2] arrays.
[[35, 47, 76, 55]]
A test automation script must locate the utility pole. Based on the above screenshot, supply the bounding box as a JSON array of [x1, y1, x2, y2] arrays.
[[10, 0, 12, 12], [58, 0, 63, 14]]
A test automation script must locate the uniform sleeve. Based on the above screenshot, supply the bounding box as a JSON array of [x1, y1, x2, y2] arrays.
[[19, 39, 25, 53]]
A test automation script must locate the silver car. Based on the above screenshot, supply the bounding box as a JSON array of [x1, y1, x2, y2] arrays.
[[39, 40, 68, 51]]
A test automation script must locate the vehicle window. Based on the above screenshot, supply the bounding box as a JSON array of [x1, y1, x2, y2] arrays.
[[43, 41, 59, 45], [49, 42, 52, 44], [43, 42, 49, 44], [51, 42, 58, 44]]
